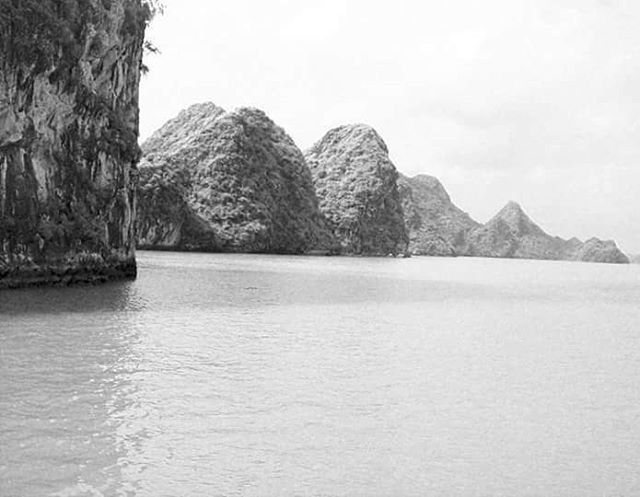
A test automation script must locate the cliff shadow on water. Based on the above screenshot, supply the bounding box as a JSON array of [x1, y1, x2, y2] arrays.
[[0, 0, 158, 288]]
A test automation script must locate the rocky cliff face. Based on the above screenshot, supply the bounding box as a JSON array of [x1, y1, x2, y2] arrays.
[[0, 1, 150, 288], [137, 103, 335, 254], [463, 201, 629, 263], [304, 124, 408, 255], [398, 174, 479, 256]]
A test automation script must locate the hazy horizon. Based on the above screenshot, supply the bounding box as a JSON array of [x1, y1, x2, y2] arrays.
[[139, 0, 640, 254]]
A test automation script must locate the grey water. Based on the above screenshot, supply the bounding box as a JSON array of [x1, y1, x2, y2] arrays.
[[1, 252, 640, 497]]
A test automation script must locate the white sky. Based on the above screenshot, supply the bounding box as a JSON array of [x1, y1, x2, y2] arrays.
[[139, 0, 640, 253]]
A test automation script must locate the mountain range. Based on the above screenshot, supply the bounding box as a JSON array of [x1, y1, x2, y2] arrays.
[[137, 103, 629, 264]]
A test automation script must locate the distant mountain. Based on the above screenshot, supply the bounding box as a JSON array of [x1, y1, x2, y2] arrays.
[[571, 238, 630, 264], [463, 201, 629, 263], [464, 201, 567, 260], [398, 174, 480, 256], [304, 124, 408, 255], [630, 255, 640, 264], [137, 103, 335, 254]]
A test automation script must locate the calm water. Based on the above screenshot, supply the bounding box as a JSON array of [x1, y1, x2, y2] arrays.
[[1, 252, 640, 497]]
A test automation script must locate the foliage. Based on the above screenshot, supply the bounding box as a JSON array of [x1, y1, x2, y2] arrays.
[[0, 0, 158, 75], [305, 124, 408, 255], [398, 174, 480, 256], [137, 105, 336, 254], [0, 0, 153, 266]]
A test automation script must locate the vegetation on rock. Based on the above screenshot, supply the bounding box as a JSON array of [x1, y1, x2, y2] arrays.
[[138, 103, 336, 254], [0, 0, 157, 75], [399, 174, 479, 256], [571, 238, 629, 264], [0, 0, 150, 287], [463, 201, 629, 263], [397, 174, 629, 264], [304, 124, 408, 256]]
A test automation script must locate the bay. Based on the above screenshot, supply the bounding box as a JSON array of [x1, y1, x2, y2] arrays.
[[1, 252, 639, 497]]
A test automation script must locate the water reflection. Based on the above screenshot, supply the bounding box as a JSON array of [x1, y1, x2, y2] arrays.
[[0, 280, 148, 316], [0, 297, 148, 496]]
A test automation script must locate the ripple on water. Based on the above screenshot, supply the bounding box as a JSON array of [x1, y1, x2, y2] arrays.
[[2, 252, 640, 496]]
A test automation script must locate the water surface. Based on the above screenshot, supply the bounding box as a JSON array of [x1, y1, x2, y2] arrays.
[[1, 252, 640, 496]]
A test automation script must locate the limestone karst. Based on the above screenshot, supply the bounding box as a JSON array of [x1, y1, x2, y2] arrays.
[[399, 176, 629, 263], [463, 201, 629, 263], [137, 103, 335, 253], [0, 0, 151, 288], [304, 124, 408, 256], [398, 174, 479, 256]]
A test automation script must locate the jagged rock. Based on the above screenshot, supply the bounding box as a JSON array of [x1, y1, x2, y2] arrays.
[[463, 201, 629, 264], [398, 174, 479, 256], [0, 0, 150, 288], [137, 103, 335, 254], [304, 124, 408, 255]]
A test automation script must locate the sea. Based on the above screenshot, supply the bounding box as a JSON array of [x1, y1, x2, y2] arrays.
[[1, 251, 639, 497]]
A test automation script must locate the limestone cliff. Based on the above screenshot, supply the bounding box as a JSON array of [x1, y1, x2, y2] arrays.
[[304, 124, 408, 255], [137, 103, 335, 254], [398, 174, 479, 256], [463, 201, 629, 264], [0, 1, 151, 288]]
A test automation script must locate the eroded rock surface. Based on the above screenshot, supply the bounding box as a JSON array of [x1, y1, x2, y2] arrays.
[[0, 0, 150, 288]]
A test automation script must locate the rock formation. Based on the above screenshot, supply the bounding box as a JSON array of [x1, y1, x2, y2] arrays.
[[463, 201, 629, 263], [0, 1, 151, 288], [570, 238, 630, 264], [398, 174, 479, 256], [304, 124, 408, 255], [137, 103, 335, 254], [463, 201, 566, 260]]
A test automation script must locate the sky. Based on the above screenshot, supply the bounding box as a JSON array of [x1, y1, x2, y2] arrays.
[[139, 0, 640, 253]]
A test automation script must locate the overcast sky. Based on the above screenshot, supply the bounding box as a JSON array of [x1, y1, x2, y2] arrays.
[[139, 0, 640, 253]]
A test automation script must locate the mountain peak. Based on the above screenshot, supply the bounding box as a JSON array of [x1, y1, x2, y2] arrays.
[[489, 201, 543, 236], [495, 201, 529, 221], [183, 101, 224, 115], [308, 124, 389, 156], [404, 174, 450, 203], [142, 102, 226, 156], [500, 200, 525, 214]]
